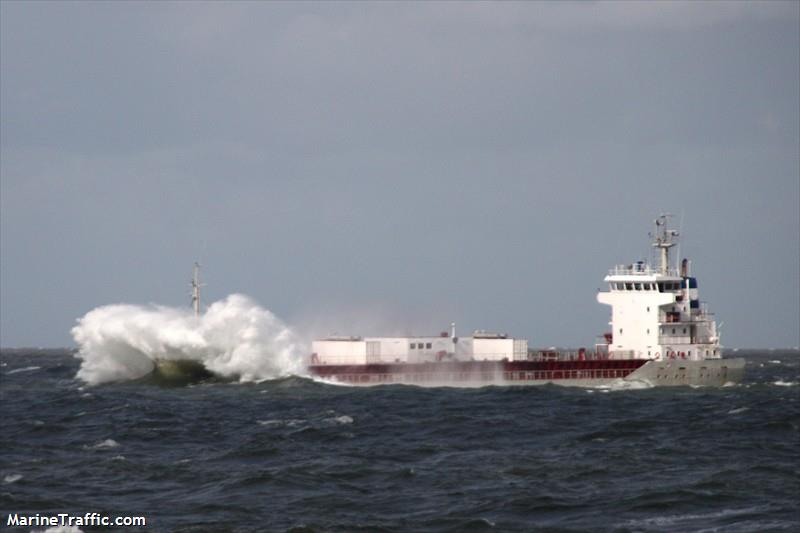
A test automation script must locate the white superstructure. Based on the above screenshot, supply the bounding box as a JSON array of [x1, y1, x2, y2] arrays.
[[596, 214, 721, 362]]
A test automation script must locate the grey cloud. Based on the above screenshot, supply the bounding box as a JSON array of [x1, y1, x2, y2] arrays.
[[1, 1, 798, 348]]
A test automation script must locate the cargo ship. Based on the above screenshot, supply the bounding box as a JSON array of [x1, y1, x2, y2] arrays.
[[308, 215, 746, 387]]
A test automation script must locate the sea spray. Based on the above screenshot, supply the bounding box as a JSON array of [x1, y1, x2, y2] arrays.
[[72, 294, 305, 385]]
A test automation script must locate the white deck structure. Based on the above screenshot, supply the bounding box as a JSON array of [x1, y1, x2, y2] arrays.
[[311, 325, 528, 366]]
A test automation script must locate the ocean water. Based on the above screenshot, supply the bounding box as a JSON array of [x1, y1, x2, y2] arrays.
[[1, 349, 798, 532]]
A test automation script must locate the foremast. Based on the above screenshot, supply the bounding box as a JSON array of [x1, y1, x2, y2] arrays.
[[191, 262, 204, 317]]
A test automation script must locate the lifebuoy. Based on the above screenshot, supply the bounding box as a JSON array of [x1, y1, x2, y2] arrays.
[[669, 351, 676, 359], [655, 352, 661, 359], [680, 352, 686, 359]]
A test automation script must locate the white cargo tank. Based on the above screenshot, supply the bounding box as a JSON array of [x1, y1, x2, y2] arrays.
[[311, 327, 528, 365]]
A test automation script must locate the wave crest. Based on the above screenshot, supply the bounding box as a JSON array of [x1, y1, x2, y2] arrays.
[[72, 294, 305, 385]]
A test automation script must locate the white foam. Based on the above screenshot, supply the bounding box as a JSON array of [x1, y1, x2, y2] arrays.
[[88, 439, 120, 450], [6, 366, 41, 375], [326, 415, 354, 425], [592, 378, 654, 392], [3, 474, 22, 484], [311, 376, 354, 387], [774, 380, 797, 387], [768, 360, 782, 364], [72, 294, 305, 385], [727, 407, 749, 414], [257, 418, 305, 427], [621, 505, 771, 529]]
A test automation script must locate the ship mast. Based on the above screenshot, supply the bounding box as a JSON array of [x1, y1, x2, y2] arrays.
[[650, 214, 679, 274], [191, 262, 203, 316]]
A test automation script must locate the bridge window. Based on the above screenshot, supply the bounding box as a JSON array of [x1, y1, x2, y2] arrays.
[[426, 343, 432, 349], [625, 283, 633, 290], [634, 283, 642, 290], [410, 343, 416, 349], [619, 328, 623, 335]]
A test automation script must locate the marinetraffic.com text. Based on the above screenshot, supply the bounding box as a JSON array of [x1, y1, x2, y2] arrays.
[[6, 512, 147, 528]]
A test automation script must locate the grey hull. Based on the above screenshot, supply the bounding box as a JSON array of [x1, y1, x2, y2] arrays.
[[314, 358, 746, 388], [152, 359, 213, 383], [623, 357, 746, 387]]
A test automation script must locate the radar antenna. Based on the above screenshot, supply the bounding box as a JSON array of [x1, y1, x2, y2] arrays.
[[649, 214, 679, 274]]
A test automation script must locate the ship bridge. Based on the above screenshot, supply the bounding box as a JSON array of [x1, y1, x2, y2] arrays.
[[596, 215, 721, 362]]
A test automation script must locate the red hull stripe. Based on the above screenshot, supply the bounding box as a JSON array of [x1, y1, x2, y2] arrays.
[[308, 359, 648, 382]]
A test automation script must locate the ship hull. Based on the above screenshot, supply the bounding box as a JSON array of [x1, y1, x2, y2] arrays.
[[625, 357, 745, 387], [308, 358, 746, 388], [152, 358, 213, 384]]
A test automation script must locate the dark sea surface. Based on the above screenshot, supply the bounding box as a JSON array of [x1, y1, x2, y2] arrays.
[[1, 349, 798, 532]]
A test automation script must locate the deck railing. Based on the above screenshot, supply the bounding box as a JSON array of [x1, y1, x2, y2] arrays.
[[607, 265, 680, 277], [327, 367, 636, 384]]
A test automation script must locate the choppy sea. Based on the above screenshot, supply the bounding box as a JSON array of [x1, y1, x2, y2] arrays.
[[1, 349, 798, 532]]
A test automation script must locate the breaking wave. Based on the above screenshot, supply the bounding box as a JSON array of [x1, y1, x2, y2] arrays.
[[71, 294, 305, 385]]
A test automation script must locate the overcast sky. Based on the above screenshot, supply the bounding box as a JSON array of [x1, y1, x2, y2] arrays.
[[2, 1, 798, 349]]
